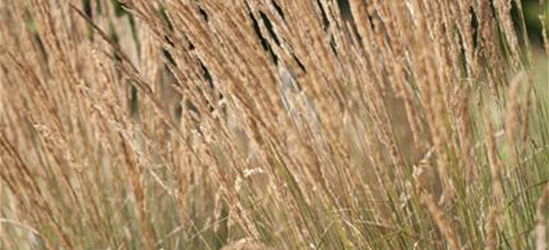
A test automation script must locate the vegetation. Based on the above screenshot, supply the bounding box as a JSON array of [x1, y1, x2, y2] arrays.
[[0, 0, 548, 249]]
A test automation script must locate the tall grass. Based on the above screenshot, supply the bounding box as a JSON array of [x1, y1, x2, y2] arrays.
[[0, 0, 548, 249]]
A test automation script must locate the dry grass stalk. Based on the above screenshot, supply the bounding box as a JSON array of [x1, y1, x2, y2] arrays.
[[420, 192, 460, 250], [536, 184, 549, 250], [484, 108, 506, 207], [493, 0, 522, 69], [505, 71, 527, 155], [485, 207, 500, 250], [541, 14, 549, 57]]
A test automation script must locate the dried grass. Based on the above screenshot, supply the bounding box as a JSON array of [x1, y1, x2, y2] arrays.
[[0, 0, 548, 249]]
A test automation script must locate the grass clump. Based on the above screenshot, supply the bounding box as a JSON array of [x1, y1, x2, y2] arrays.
[[0, 0, 549, 249]]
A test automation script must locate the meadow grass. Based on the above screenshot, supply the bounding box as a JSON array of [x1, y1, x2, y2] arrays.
[[0, 0, 549, 249]]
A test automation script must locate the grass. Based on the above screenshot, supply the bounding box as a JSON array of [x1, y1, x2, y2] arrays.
[[0, 0, 549, 249]]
